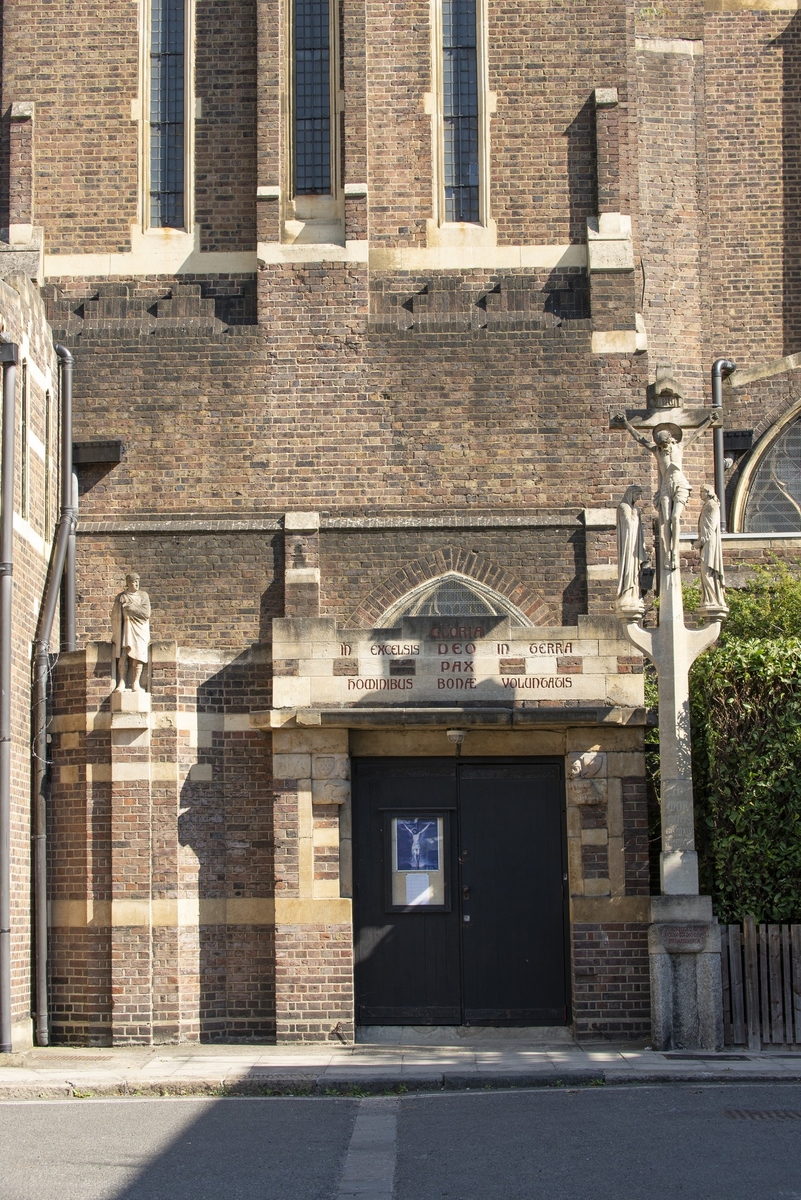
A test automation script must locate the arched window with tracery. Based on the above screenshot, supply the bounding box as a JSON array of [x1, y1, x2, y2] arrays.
[[738, 412, 801, 533], [376, 571, 529, 628]]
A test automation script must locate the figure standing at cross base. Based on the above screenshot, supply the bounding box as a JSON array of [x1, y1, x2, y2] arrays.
[[695, 484, 728, 615], [615, 484, 647, 617]]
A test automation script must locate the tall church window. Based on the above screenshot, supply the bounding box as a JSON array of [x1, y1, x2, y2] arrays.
[[442, 0, 479, 222], [294, 0, 333, 195], [149, 0, 186, 227]]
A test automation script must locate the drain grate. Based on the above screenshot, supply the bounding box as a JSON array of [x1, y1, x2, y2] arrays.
[[724, 1110, 801, 1120], [664, 1053, 750, 1061], [26, 1054, 113, 1067]]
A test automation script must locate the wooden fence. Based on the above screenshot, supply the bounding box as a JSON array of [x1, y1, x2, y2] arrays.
[[721, 917, 801, 1048]]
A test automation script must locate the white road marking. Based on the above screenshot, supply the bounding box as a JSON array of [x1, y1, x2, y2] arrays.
[[336, 1097, 399, 1199]]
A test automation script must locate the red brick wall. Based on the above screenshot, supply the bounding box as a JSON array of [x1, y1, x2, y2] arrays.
[[572, 923, 651, 1041], [49, 645, 276, 1044], [705, 12, 800, 367], [73, 531, 283, 652], [274, 924, 354, 1043], [196, 0, 258, 252], [636, 41, 707, 404]]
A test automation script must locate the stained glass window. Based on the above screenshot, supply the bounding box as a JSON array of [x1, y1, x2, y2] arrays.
[[295, 0, 331, 194], [402, 578, 496, 617], [377, 572, 529, 627], [442, 0, 479, 222], [150, 0, 185, 228], [743, 419, 801, 533]]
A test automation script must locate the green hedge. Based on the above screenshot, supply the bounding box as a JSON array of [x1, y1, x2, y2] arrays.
[[691, 637, 801, 923]]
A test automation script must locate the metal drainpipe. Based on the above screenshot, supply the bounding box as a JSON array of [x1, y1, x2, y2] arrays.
[[0, 342, 19, 1054], [712, 358, 736, 533], [61, 473, 78, 653], [31, 344, 76, 1046]]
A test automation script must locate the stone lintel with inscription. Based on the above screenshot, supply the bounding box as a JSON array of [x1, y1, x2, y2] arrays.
[[650, 923, 717, 955], [270, 614, 644, 711]]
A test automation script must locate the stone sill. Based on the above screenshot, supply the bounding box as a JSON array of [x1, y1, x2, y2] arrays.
[[254, 705, 647, 730]]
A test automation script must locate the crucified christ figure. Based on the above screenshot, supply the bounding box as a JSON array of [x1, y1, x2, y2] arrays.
[[614, 414, 716, 570], [399, 821, 434, 869]]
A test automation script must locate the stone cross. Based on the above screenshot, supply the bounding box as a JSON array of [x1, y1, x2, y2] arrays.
[[611, 376, 725, 896]]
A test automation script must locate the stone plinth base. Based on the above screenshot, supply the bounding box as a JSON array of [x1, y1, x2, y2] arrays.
[[110, 688, 151, 712], [648, 895, 722, 1050]]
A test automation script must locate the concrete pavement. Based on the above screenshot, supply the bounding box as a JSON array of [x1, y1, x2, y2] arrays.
[[2, 1031, 801, 1099]]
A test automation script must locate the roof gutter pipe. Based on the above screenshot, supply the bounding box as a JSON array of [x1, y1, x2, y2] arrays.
[[0, 342, 19, 1053], [31, 344, 76, 1046]]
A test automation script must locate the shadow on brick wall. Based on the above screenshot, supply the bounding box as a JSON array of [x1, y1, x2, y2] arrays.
[[562, 528, 588, 624], [0, 110, 10, 232], [780, 13, 801, 354], [565, 99, 597, 245], [260, 533, 284, 642], [177, 649, 276, 1042]]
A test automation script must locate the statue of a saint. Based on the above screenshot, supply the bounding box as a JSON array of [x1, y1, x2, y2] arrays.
[[615, 485, 647, 616], [112, 573, 151, 692], [614, 414, 717, 570], [695, 484, 728, 614]]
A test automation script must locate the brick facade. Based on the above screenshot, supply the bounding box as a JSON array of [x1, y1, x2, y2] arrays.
[[2, 0, 800, 1049]]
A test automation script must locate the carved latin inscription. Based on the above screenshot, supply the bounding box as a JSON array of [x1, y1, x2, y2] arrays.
[[269, 616, 643, 709]]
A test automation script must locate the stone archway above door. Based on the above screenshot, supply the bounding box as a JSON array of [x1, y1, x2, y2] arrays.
[[349, 554, 549, 629]]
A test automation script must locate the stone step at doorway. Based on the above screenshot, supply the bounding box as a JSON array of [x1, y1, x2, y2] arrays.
[[355, 1026, 577, 1048]]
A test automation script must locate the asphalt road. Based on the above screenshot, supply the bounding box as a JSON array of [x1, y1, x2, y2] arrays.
[[1, 1084, 800, 1200]]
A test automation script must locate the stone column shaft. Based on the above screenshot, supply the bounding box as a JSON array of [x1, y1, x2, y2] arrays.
[[109, 691, 153, 1043]]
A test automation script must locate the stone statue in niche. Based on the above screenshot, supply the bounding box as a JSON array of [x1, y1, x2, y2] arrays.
[[615, 484, 647, 617], [695, 484, 728, 615], [112, 572, 151, 692], [615, 413, 717, 570]]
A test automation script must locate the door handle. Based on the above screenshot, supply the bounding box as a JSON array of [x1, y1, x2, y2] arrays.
[[462, 886, 470, 899]]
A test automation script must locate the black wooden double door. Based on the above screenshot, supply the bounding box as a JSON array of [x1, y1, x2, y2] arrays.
[[353, 758, 568, 1026]]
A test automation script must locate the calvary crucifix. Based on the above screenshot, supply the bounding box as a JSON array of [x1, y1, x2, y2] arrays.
[[610, 377, 726, 896]]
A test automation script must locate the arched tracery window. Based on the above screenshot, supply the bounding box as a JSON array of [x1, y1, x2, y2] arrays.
[[376, 571, 529, 628], [739, 413, 801, 533]]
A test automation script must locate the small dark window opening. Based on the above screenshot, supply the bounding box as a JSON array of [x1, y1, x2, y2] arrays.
[[294, 0, 331, 195], [150, 0, 185, 228], [443, 0, 479, 222]]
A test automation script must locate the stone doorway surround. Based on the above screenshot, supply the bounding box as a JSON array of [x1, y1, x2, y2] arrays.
[[250, 608, 652, 1044]]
